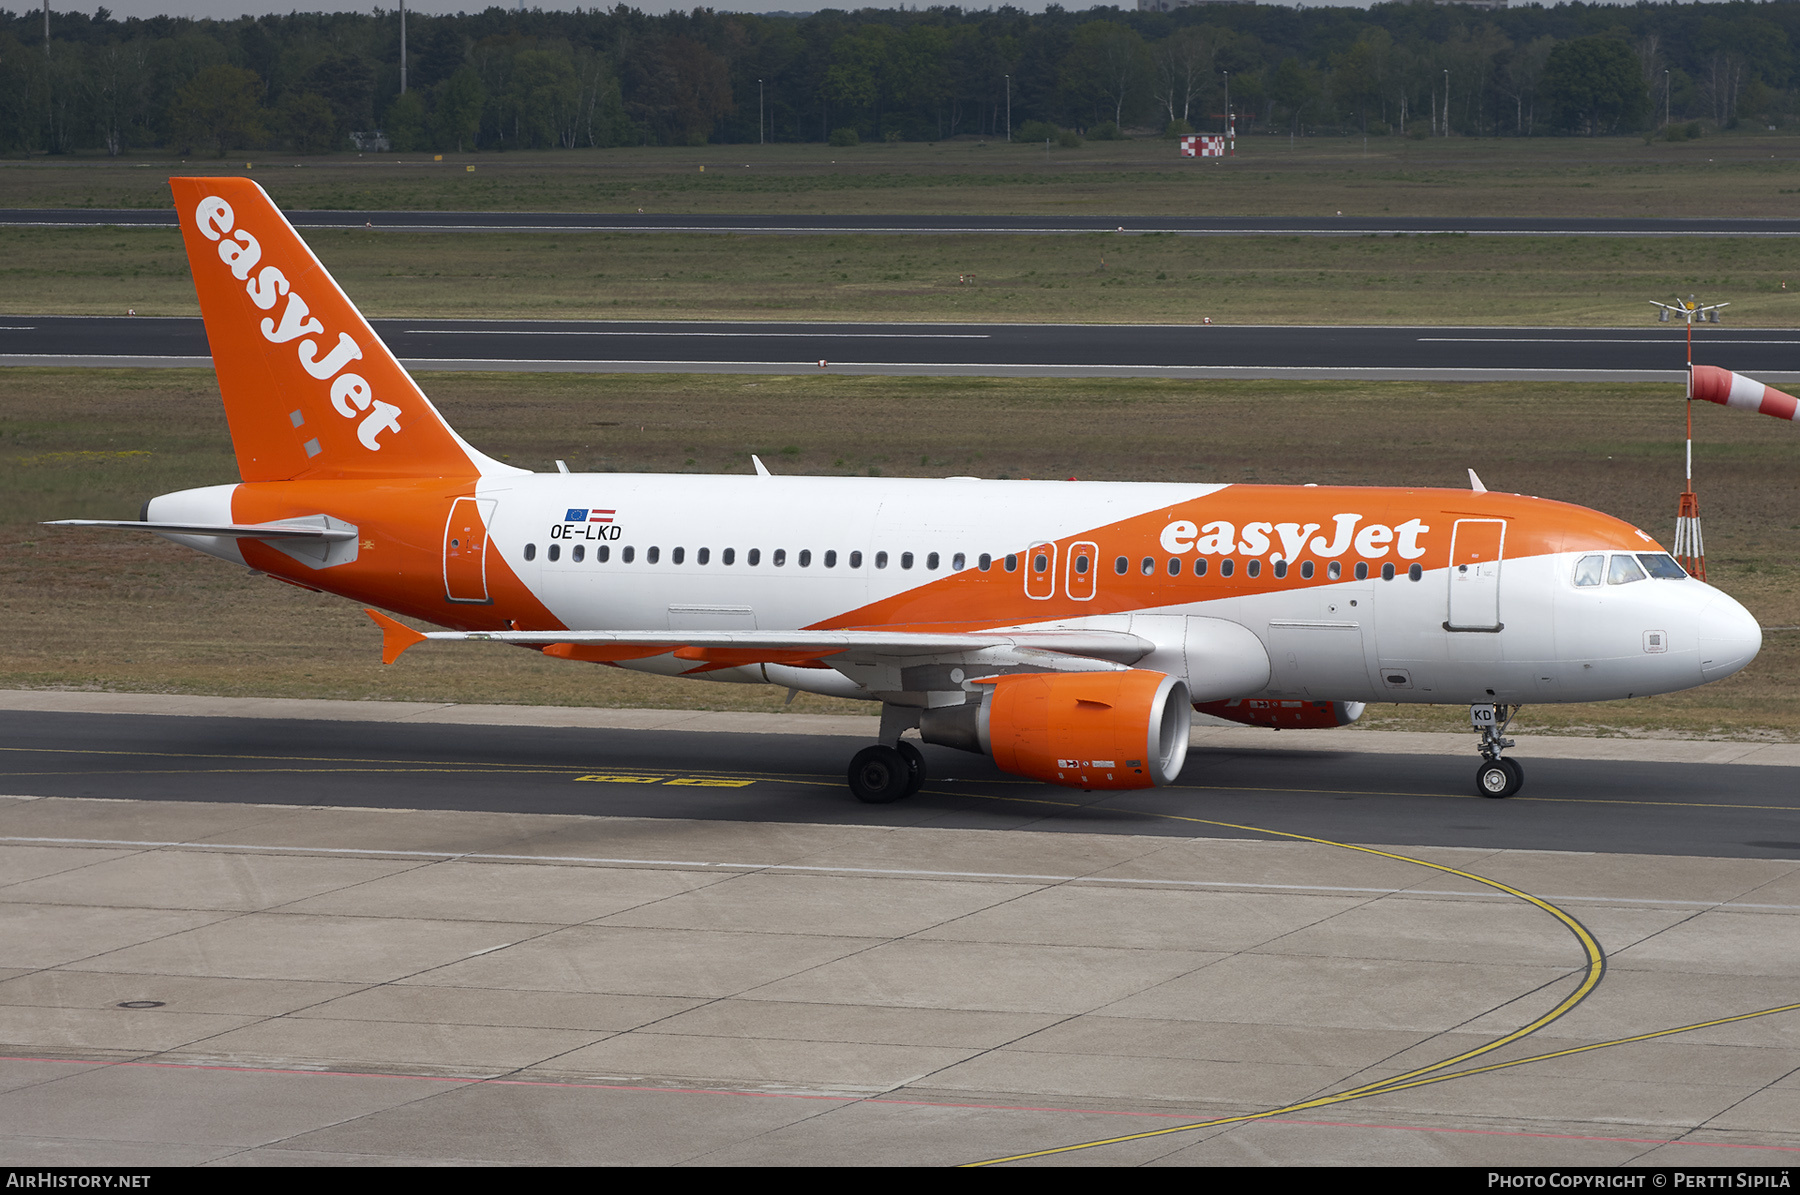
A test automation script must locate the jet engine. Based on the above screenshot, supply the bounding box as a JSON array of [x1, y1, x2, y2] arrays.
[[921, 669, 1191, 790], [1195, 698, 1365, 730]]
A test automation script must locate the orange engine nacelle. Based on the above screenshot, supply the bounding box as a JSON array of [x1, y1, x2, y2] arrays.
[[1196, 698, 1365, 730], [921, 669, 1192, 790]]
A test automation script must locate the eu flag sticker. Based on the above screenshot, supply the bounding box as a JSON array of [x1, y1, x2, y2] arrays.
[[565, 508, 587, 522]]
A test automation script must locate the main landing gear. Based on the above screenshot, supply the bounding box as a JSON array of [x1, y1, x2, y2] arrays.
[[1472, 703, 1523, 799], [848, 741, 925, 803]]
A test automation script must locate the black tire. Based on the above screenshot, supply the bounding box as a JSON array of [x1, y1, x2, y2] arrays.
[[849, 745, 913, 804], [1477, 758, 1522, 799], [896, 741, 926, 796], [1500, 756, 1524, 797]]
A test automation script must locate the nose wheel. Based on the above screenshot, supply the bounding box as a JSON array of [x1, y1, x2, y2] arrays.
[[1472, 703, 1523, 798]]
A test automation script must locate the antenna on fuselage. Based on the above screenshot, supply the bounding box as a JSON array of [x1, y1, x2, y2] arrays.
[[752, 454, 773, 477], [1467, 468, 1487, 494]]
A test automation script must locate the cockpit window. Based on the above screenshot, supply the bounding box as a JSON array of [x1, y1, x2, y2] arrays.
[[1608, 554, 1647, 585], [1638, 553, 1688, 580], [1573, 554, 1604, 587]]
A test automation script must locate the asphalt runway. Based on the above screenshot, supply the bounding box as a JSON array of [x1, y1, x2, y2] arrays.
[[10, 209, 1800, 237], [4, 710, 1798, 861], [6, 315, 1789, 381]]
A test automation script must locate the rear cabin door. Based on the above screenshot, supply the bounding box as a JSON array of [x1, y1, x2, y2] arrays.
[[443, 497, 497, 604], [1446, 518, 1505, 631]]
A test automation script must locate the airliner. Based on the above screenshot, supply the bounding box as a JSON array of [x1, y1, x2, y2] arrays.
[[51, 179, 1764, 803]]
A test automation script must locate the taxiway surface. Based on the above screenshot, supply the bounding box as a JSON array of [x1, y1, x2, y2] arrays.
[[3, 696, 1796, 1166], [5, 316, 1788, 381]]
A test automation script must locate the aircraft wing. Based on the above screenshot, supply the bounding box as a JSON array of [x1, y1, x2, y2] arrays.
[[45, 519, 357, 541], [364, 608, 1151, 668]]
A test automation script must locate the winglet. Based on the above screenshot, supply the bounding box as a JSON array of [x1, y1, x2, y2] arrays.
[[363, 607, 427, 664]]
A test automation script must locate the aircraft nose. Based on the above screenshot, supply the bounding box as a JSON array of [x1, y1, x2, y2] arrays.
[[1697, 592, 1763, 683]]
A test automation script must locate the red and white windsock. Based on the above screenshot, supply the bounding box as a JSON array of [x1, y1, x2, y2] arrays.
[[1689, 365, 1800, 423]]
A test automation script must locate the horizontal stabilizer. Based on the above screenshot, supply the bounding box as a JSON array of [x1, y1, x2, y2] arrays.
[[45, 519, 357, 541]]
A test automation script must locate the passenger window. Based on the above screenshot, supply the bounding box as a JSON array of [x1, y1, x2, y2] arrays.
[[901, 552, 914, 570], [524, 543, 536, 561], [697, 547, 709, 565], [1608, 554, 1646, 585], [875, 551, 888, 569], [1408, 563, 1422, 581], [573, 545, 584, 563], [1032, 552, 1048, 574], [1192, 558, 1207, 577], [622, 546, 635, 563], [1074, 555, 1090, 575], [773, 549, 786, 566], [926, 552, 939, 570], [1272, 560, 1287, 578], [977, 553, 992, 571], [952, 553, 965, 570], [799, 549, 811, 567], [722, 547, 735, 565], [1300, 561, 1314, 579], [646, 546, 659, 564], [1004, 554, 1017, 572], [824, 550, 836, 568], [1246, 560, 1261, 578], [1168, 558, 1182, 576], [1327, 561, 1341, 580], [548, 544, 561, 562], [748, 548, 762, 566], [1219, 559, 1235, 578], [1354, 562, 1368, 581], [1381, 562, 1395, 581], [850, 551, 863, 568], [1638, 553, 1687, 580], [1573, 554, 1605, 587], [672, 547, 684, 565], [1114, 556, 1128, 575], [1140, 556, 1154, 576], [597, 545, 609, 563]]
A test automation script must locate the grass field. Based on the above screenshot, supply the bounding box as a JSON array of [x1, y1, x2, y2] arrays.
[[8, 225, 1800, 327], [4, 368, 1794, 739], [6, 134, 1800, 219]]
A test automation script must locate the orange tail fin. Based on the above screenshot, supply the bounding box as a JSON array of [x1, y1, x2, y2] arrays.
[[171, 177, 500, 483]]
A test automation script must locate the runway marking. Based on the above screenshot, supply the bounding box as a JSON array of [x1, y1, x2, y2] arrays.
[[576, 773, 755, 787], [965, 805, 1609, 1166], [399, 329, 991, 339]]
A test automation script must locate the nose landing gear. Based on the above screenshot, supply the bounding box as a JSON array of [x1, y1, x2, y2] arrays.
[[1472, 703, 1523, 798]]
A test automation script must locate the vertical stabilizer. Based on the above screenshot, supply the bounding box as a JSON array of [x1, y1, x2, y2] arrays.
[[171, 177, 508, 482]]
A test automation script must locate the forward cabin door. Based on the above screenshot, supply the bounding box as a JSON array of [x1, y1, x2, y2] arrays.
[[444, 497, 497, 604], [1446, 519, 1505, 631]]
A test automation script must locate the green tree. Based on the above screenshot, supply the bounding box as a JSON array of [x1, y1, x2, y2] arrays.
[[279, 91, 336, 154], [169, 64, 267, 157], [434, 66, 485, 152], [1543, 37, 1650, 135]]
